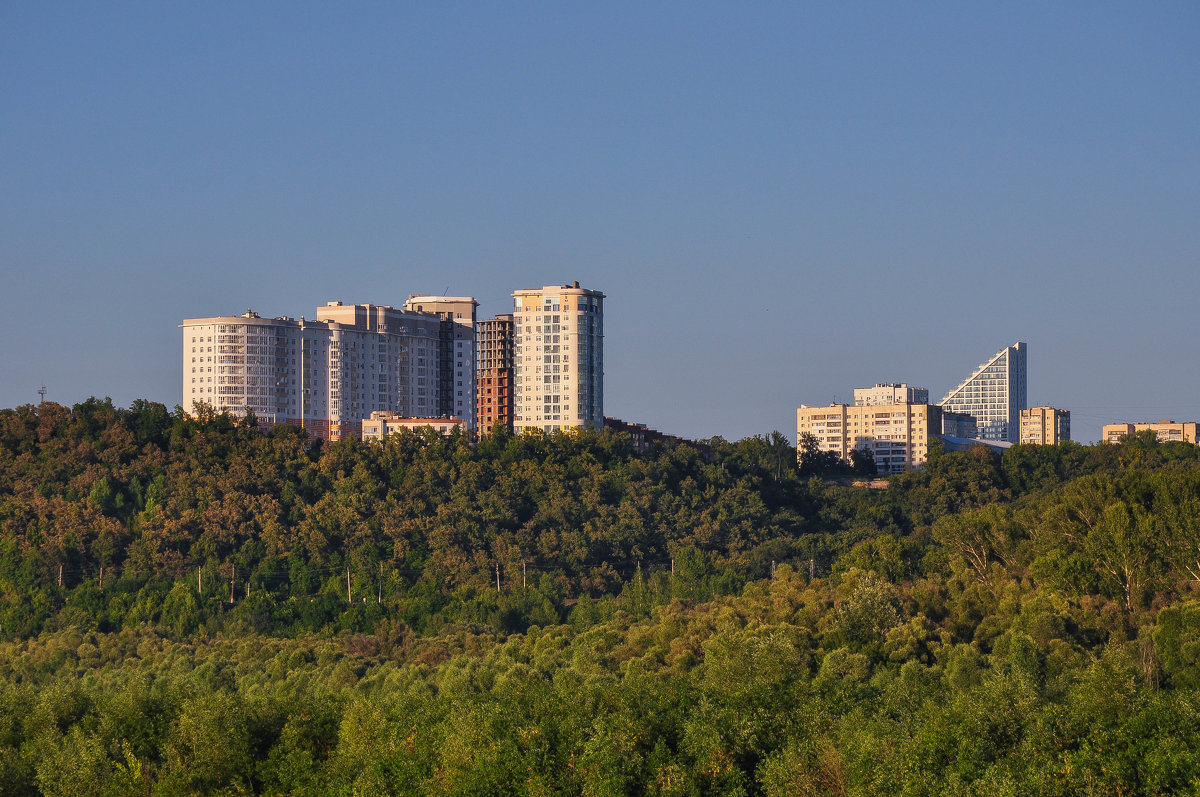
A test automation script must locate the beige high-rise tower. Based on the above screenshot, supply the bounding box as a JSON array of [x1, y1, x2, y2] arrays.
[[512, 282, 604, 433]]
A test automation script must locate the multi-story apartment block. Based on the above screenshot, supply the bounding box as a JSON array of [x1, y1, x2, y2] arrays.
[[512, 282, 604, 433], [183, 300, 471, 440], [853, 383, 929, 406], [937, 342, 1028, 442], [183, 311, 302, 425], [796, 401, 942, 475], [402, 295, 478, 430], [1020, 407, 1071, 445], [476, 313, 514, 434], [1102, 421, 1199, 445]]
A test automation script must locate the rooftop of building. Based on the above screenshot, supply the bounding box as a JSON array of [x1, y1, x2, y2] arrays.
[[513, 281, 604, 297], [405, 295, 478, 305]]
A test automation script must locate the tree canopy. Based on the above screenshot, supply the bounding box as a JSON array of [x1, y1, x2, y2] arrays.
[[1, 399, 1200, 793]]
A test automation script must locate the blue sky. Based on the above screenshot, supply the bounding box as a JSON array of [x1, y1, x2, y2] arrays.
[[2, 2, 1197, 442]]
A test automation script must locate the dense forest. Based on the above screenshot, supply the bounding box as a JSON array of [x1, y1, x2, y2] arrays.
[[3, 398, 1200, 794]]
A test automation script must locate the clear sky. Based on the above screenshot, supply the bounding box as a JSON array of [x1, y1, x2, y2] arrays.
[[2, 2, 1197, 442]]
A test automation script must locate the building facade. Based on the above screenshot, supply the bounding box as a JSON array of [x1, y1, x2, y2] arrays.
[[941, 411, 978, 439], [362, 411, 465, 440], [796, 401, 942, 475], [937, 342, 1028, 442], [183, 311, 308, 428], [476, 313, 515, 434], [1102, 421, 1200, 445], [402, 296, 478, 430], [183, 300, 466, 440], [853, 383, 930, 406], [512, 283, 604, 433], [1020, 406, 1071, 445]]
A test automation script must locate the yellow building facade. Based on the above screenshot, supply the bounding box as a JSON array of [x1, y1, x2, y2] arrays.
[[1102, 421, 1199, 445], [796, 402, 941, 474], [1019, 407, 1071, 445]]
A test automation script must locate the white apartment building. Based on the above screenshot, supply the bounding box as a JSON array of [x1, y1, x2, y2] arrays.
[[403, 296, 478, 430], [512, 282, 604, 432], [853, 383, 930, 406], [183, 300, 467, 440]]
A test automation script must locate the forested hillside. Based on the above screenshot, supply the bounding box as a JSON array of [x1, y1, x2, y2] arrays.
[[2, 399, 1200, 795]]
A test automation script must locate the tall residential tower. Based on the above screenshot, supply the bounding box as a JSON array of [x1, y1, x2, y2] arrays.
[[476, 313, 515, 434], [512, 282, 604, 433]]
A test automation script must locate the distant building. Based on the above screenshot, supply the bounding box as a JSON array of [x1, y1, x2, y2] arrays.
[[853, 383, 929, 406], [1020, 407, 1071, 445], [512, 282, 604, 433], [403, 295, 478, 430], [797, 402, 941, 475], [476, 313, 515, 434], [1102, 421, 1200, 445], [182, 302, 457, 440], [361, 411, 465, 440], [941, 411, 978, 439], [937, 342, 1028, 442], [602, 417, 687, 453], [939, 436, 1013, 455]]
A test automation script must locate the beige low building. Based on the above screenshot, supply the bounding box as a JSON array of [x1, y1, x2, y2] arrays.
[[361, 411, 465, 440], [797, 402, 941, 474], [1020, 407, 1071, 445], [1102, 421, 1199, 445]]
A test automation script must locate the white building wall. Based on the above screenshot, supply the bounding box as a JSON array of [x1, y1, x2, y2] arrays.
[[185, 301, 460, 438], [402, 296, 478, 430], [854, 383, 929, 406]]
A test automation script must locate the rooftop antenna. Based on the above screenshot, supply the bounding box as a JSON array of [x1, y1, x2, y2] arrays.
[[37, 385, 46, 404], [442, 286, 450, 296]]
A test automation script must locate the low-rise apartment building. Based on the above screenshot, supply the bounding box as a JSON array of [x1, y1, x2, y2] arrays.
[[361, 411, 465, 440], [1102, 421, 1199, 445]]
